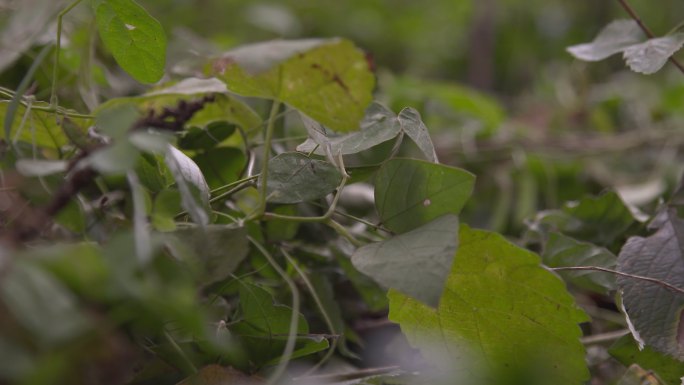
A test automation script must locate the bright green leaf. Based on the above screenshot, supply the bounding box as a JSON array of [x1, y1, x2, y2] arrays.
[[92, 0, 167, 83], [389, 226, 589, 385], [210, 38, 374, 132], [352, 215, 459, 307], [610, 334, 684, 385], [262, 152, 342, 204], [375, 158, 474, 234]]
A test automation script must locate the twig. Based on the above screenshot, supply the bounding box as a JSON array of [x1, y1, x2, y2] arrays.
[[551, 266, 684, 295], [616, 0, 684, 75], [580, 329, 629, 345]]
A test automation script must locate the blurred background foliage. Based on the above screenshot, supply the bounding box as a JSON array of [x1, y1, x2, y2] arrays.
[[4, 0, 684, 237]]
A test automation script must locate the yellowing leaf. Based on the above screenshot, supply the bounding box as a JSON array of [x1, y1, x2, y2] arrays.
[[389, 226, 589, 385]]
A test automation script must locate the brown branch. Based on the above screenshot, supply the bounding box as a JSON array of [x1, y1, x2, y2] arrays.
[[551, 266, 684, 295], [616, 0, 684, 75]]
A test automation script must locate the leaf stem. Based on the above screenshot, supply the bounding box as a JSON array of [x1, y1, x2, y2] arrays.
[[281, 248, 340, 374], [247, 100, 281, 221], [616, 0, 684, 75], [551, 266, 684, 294], [580, 329, 629, 345], [248, 236, 299, 385], [51, 0, 84, 107], [163, 329, 197, 375]]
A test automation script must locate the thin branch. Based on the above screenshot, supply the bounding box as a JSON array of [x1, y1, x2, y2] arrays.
[[616, 0, 684, 75], [580, 329, 629, 345], [551, 266, 684, 295]]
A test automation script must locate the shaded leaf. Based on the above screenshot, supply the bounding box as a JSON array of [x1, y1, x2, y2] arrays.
[[389, 226, 589, 385], [164, 225, 249, 285], [617, 210, 684, 360], [262, 152, 342, 204], [210, 38, 374, 132], [193, 147, 246, 190], [398, 107, 437, 163], [567, 20, 644, 61], [92, 0, 166, 83], [352, 215, 459, 307], [176, 364, 264, 385], [375, 158, 474, 234], [296, 103, 401, 156], [610, 334, 684, 385], [178, 122, 236, 151], [543, 232, 617, 293], [623, 34, 684, 74], [0, 262, 91, 346]]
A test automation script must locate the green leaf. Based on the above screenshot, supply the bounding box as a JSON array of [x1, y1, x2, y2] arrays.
[[352, 215, 459, 307], [610, 334, 684, 385], [528, 191, 635, 247], [193, 147, 246, 190], [178, 123, 236, 151], [262, 152, 342, 204], [296, 103, 401, 156], [543, 232, 616, 293], [163, 225, 249, 286], [210, 38, 374, 132], [151, 188, 181, 231], [567, 20, 644, 61], [92, 0, 166, 83], [623, 34, 684, 74], [0, 262, 91, 346], [389, 226, 589, 385], [374, 158, 475, 234], [398, 107, 438, 163], [617, 210, 684, 360], [0, 101, 90, 149]]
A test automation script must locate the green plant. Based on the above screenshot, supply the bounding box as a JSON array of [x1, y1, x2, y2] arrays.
[[2, 1, 684, 385]]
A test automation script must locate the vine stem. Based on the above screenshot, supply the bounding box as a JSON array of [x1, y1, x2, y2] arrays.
[[51, 0, 85, 107], [550, 266, 684, 294], [247, 100, 281, 221], [616, 0, 684, 75], [248, 236, 299, 385]]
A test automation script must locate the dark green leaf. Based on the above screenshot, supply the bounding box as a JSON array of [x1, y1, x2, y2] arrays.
[[617, 210, 684, 360], [543, 232, 616, 293], [210, 38, 374, 132], [179, 122, 236, 151], [389, 226, 589, 385], [610, 334, 684, 385], [92, 0, 166, 83], [193, 147, 246, 190], [164, 225, 249, 286], [398, 107, 437, 162], [262, 152, 342, 204], [352, 215, 458, 307], [375, 158, 474, 234]]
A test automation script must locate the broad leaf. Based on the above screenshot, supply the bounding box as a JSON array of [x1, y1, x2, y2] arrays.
[[567, 20, 644, 61], [389, 226, 589, 385], [296, 103, 401, 156], [623, 34, 684, 75], [617, 210, 684, 360], [351, 214, 459, 307], [193, 147, 246, 190], [262, 152, 342, 204], [398, 107, 438, 163], [92, 0, 166, 83], [374, 158, 474, 234], [163, 225, 249, 285], [165, 145, 210, 225], [543, 232, 616, 293], [210, 38, 374, 132], [1, 262, 91, 346], [610, 334, 684, 385], [0, 102, 90, 149], [179, 123, 236, 151]]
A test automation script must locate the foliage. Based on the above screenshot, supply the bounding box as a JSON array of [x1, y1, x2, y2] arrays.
[[2, 1, 684, 385]]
